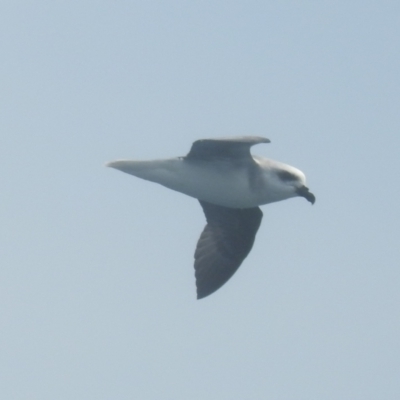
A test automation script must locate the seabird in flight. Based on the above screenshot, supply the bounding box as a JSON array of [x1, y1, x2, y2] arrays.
[[107, 136, 315, 299]]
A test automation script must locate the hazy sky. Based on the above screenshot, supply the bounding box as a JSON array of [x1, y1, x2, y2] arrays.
[[1, 1, 399, 399]]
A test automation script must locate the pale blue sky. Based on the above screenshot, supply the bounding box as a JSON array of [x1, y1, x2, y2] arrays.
[[1, 1, 399, 399]]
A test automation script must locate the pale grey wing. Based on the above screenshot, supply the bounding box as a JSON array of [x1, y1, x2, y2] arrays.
[[185, 136, 270, 162], [194, 201, 263, 299]]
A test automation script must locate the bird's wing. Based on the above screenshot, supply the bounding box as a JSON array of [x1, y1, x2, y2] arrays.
[[185, 136, 270, 162], [194, 200, 263, 299]]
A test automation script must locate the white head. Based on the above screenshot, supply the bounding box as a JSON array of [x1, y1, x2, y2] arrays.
[[255, 157, 316, 205]]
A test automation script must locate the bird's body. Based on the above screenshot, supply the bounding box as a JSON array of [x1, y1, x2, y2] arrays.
[[107, 136, 315, 299], [107, 156, 304, 208]]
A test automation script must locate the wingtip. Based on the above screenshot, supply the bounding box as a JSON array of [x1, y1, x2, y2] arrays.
[[196, 284, 215, 300], [196, 288, 207, 300], [105, 160, 125, 169]]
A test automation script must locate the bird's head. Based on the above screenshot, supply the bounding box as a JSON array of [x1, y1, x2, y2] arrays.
[[275, 168, 316, 205]]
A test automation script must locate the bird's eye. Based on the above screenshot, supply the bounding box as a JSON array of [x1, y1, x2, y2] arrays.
[[277, 170, 297, 182]]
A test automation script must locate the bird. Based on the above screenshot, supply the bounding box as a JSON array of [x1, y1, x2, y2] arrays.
[[107, 136, 315, 299]]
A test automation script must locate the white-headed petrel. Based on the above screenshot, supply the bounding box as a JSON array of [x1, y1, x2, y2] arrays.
[[107, 136, 315, 299]]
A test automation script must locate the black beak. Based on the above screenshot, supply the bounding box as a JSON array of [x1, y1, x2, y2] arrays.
[[296, 185, 316, 205]]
